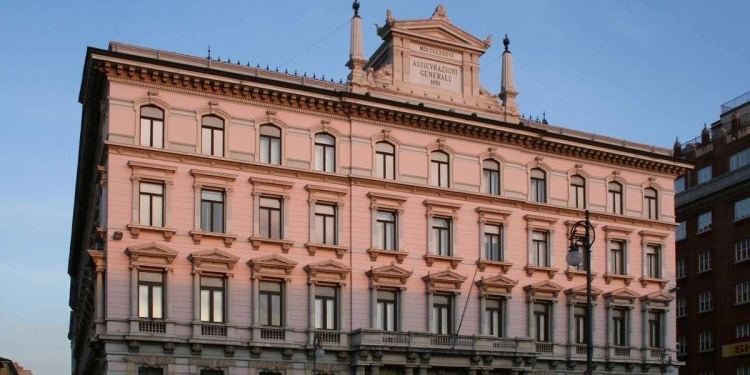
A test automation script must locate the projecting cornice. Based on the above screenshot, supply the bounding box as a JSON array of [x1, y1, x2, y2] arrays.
[[83, 48, 691, 176]]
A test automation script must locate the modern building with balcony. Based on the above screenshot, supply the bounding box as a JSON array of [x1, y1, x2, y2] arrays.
[[673, 92, 750, 374], [69, 3, 691, 375]]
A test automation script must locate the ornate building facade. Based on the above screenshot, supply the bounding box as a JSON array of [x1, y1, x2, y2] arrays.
[[69, 3, 690, 375]]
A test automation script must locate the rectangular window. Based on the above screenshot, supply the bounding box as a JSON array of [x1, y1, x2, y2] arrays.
[[432, 217, 452, 256], [259, 197, 282, 239], [259, 126, 282, 165], [259, 281, 283, 327], [648, 311, 662, 347], [676, 221, 686, 241], [608, 182, 623, 214], [314, 134, 336, 172], [315, 285, 337, 330], [698, 211, 713, 232], [646, 245, 661, 278], [485, 299, 504, 337], [699, 330, 713, 352], [314, 203, 337, 244], [674, 176, 686, 193], [677, 258, 686, 279], [433, 294, 452, 334], [574, 305, 588, 344], [612, 307, 627, 346], [736, 197, 750, 221], [376, 210, 397, 250], [698, 251, 712, 272], [677, 297, 687, 318], [138, 271, 163, 319], [430, 153, 450, 188], [729, 148, 750, 171], [140, 106, 164, 149], [532, 231, 549, 267], [200, 276, 224, 323], [737, 238, 750, 262], [737, 281, 750, 305], [139, 182, 164, 227], [484, 224, 502, 261], [677, 336, 687, 355], [534, 302, 550, 342], [697, 165, 712, 184], [139, 369, 164, 375], [698, 291, 713, 313], [200, 190, 224, 233], [375, 142, 395, 180], [530, 172, 547, 203], [201, 117, 224, 157], [736, 323, 750, 338], [738, 367, 750, 375], [375, 289, 397, 331], [610, 241, 625, 275]]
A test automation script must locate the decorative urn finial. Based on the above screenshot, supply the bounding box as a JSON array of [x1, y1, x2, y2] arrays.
[[352, 0, 360, 17], [503, 34, 510, 52]]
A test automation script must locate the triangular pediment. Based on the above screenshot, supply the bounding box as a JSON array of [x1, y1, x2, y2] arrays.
[[639, 290, 675, 303], [565, 284, 603, 299], [475, 274, 518, 296], [304, 259, 352, 280], [367, 262, 413, 285], [248, 254, 297, 276], [603, 287, 640, 301], [188, 248, 240, 265], [422, 268, 467, 291], [523, 280, 565, 298], [125, 242, 179, 260]]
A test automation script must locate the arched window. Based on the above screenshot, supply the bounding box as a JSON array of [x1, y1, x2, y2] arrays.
[[570, 175, 586, 209], [644, 188, 658, 219], [482, 159, 500, 195], [608, 181, 623, 214], [530, 168, 546, 203], [201, 115, 224, 156], [314, 133, 335, 172], [430, 151, 450, 187], [259, 125, 281, 165], [140, 105, 164, 148], [375, 141, 396, 180]]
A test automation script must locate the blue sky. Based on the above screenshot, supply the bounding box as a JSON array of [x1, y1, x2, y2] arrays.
[[0, 1, 748, 373]]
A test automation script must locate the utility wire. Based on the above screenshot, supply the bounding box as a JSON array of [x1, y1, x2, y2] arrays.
[[453, 257, 481, 349], [279, 18, 351, 68]]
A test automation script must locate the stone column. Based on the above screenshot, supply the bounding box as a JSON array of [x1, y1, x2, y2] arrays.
[[527, 297, 534, 339], [356, 366, 366, 375], [370, 285, 377, 329], [130, 266, 138, 318], [417, 367, 428, 375], [252, 275, 259, 326], [404, 367, 414, 375], [550, 300, 558, 343], [95, 268, 104, 321], [339, 284, 347, 333], [426, 292, 434, 333], [309, 282, 316, 331], [478, 295, 486, 335], [165, 267, 173, 320], [605, 304, 612, 347], [566, 301, 574, 347], [370, 366, 380, 375], [226, 274, 233, 325], [193, 271, 201, 321]]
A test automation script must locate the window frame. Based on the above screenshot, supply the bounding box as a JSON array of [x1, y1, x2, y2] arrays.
[[485, 298, 504, 337], [376, 209, 397, 251], [484, 223, 503, 261], [200, 114, 225, 157], [530, 168, 547, 203], [737, 281, 750, 305], [432, 293, 453, 335], [430, 150, 450, 188], [698, 251, 712, 273], [608, 181, 624, 214], [570, 174, 586, 209], [612, 307, 628, 346], [259, 124, 283, 165], [432, 217, 453, 256], [574, 305, 588, 344], [139, 181, 165, 228], [375, 141, 396, 180], [645, 245, 661, 278], [138, 270, 164, 319], [697, 165, 712, 184], [730, 148, 750, 171], [644, 187, 658, 220], [200, 189, 225, 233], [648, 311, 663, 348], [482, 159, 500, 195], [314, 285, 338, 330], [698, 211, 713, 232], [533, 302, 551, 342], [259, 196, 283, 239], [532, 230, 550, 267], [139, 105, 165, 148], [259, 280, 284, 327], [610, 241, 625, 275], [200, 275, 225, 323], [698, 290, 713, 313], [676, 221, 686, 241], [676, 258, 687, 279], [375, 289, 398, 332], [737, 238, 750, 262], [698, 330, 714, 352], [314, 132, 336, 173], [674, 176, 686, 193], [735, 197, 750, 221], [314, 202, 337, 245]]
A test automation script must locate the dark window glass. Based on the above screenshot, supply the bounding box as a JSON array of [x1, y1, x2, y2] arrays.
[[610, 241, 625, 275], [315, 133, 336, 172], [433, 294, 452, 334], [376, 289, 397, 331], [645, 188, 658, 219], [315, 286, 337, 330], [314, 203, 336, 244], [534, 302, 550, 342], [574, 306, 588, 344], [486, 298, 503, 336], [138, 271, 163, 319], [532, 231, 549, 267], [259, 124, 282, 165], [570, 175, 586, 208], [432, 217, 451, 256], [259, 281, 283, 327], [140, 105, 164, 148], [200, 276, 224, 323], [375, 142, 396, 180], [530, 168, 546, 203], [608, 181, 623, 214], [613, 308, 627, 346], [646, 245, 661, 278], [259, 196, 282, 239], [139, 182, 164, 227], [483, 159, 500, 195], [376, 210, 397, 250], [201, 115, 224, 156], [200, 190, 224, 233], [484, 224, 502, 261], [430, 151, 450, 187]]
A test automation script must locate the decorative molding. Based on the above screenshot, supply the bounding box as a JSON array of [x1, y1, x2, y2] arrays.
[[188, 248, 240, 274], [523, 279, 564, 299], [125, 242, 178, 269], [305, 242, 349, 259], [247, 253, 297, 279], [126, 223, 177, 241], [304, 259, 351, 284], [366, 248, 409, 263], [523, 265, 560, 279], [474, 274, 518, 296], [603, 273, 635, 286], [423, 254, 463, 269], [366, 262, 413, 288], [189, 230, 237, 247], [475, 259, 513, 273], [248, 236, 295, 252], [422, 268, 467, 293]]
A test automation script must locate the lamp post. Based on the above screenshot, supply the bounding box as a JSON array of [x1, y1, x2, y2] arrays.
[[312, 332, 325, 375], [566, 210, 596, 372], [660, 351, 675, 374]]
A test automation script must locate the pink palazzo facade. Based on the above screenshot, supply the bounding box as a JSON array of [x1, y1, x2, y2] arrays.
[[69, 4, 691, 375]]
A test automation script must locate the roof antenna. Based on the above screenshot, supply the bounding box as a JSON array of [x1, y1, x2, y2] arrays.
[[207, 45, 211, 60]]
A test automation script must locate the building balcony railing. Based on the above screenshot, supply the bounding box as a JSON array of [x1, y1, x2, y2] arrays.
[[200, 323, 227, 337], [260, 327, 285, 341], [349, 329, 534, 353], [138, 320, 166, 334], [535, 342, 554, 354], [610, 346, 631, 358]]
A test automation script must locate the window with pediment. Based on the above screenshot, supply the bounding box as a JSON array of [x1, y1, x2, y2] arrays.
[[366, 263, 413, 332], [367, 192, 408, 263], [565, 284, 602, 346], [305, 185, 348, 258], [125, 243, 179, 335], [248, 254, 297, 340], [475, 274, 517, 337], [603, 287, 639, 348], [639, 290, 674, 349], [249, 177, 295, 251], [188, 248, 240, 338], [524, 280, 563, 343], [305, 260, 351, 341], [423, 200, 463, 269], [189, 169, 238, 247], [127, 161, 177, 241], [423, 269, 467, 335]]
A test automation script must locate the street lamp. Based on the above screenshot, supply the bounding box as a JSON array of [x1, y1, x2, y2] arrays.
[[312, 332, 325, 375], [660, 351, 675, 374], [566, 210, 596, 372]]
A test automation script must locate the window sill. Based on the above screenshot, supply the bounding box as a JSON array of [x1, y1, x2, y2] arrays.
[[476, 259, 513, 274], [189, 230, 237, 247], [603, 273, 635, 286], [734, 215, 750, 224], [248, 236, 295, 252], [697, 269, 713, 274], [423, 254, 463, 269], [367, 248, 409, 263], [697, 309, 713, 314], [305, 242, 349, 259], [696, 228, 712, 236], [523, 265, 560, 279], [564, 269, 599, 281], [735, 258, 750, 264], [639, 276, 669, 289], [127, 223, 177, 241]]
